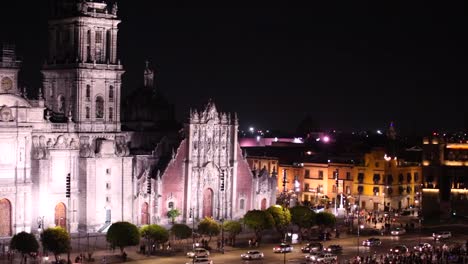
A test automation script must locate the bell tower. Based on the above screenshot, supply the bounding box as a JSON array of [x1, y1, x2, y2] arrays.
[[42, 0, 122, 132]]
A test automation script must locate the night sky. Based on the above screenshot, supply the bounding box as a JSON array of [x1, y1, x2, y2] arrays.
[[1, 1, 466, 135]]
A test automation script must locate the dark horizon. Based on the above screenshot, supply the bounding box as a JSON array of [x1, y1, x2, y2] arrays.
[[1, 1, 467, 135]]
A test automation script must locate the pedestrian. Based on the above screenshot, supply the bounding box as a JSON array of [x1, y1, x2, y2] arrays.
[[248, 239, 252, 247]]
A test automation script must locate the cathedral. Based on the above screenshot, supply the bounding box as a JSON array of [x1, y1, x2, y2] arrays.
[[0, 0, 276, 238]]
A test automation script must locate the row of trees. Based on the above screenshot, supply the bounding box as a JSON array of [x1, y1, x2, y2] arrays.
[[243, 205, 336, 243]]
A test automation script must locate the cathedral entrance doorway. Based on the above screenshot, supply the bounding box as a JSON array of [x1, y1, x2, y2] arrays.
[[261, 198, 267, 210], [203, 188, 213, 218], [54, 203, 67, 230], [141, 202, 149, 225], [0, 198, 12, 237]]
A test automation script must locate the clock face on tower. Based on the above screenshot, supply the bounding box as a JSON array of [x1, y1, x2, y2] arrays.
[[1, 77, 13, 92]]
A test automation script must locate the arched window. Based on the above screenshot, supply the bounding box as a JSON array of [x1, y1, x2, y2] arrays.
[[85, 107, 90, 119], [95, 96, 104, 118], [85, 85, 91, 100], [58, 95, 66, 113], [109, 86, 114, 101], [86, 30, 91, 62], [109, 107, 113, 121]]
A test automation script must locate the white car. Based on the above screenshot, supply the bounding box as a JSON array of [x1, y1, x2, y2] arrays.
[[241, 250, 264, 260], [187, 248, 210, 258], [433, 231, 452, 240], [305, 251, 322, 261], [185, 257, 213, 264], [414, 243, 432, 252], [315, 253, 338, 263], [390, 227, 406, 235]]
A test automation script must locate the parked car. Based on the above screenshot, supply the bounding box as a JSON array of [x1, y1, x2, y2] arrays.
[[414, 243, 432, 252], [390, 227, 406, 235], [324, 244, 343, 253], [185, 257, 213, 264], [390, 245, 409, 255], [187, 248, 210, 258], [273, 243, 293, 253], [433, 231, 452, 240], [362, 237, 382, 247], [241, 250, 264, 260], [301, 242, 323, 253], [315, 253, 338, 263]]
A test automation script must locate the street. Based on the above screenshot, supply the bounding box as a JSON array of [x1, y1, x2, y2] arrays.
[[121, 230, 467, 264]]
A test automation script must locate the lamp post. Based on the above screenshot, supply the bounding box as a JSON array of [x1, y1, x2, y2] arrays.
[[356, 194, 361, 258], [220, 218, 225, 254]]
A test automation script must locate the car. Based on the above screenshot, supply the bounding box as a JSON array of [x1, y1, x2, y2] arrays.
[[362, 237, 382, 247], [390, 245, 409, 255], [414, 243, 432, 252], [273, 243, 293, 253], [185, 257, 213, 264], [433, 231, 452, 240], [187, 248, 210, 258], [301, 242, 323, 253], [315, 253, 338, 263], [390, 227, 406, 235], [305, 251, 322, 261], [241, 250, 264, 260], [324, 244, 342, 253]]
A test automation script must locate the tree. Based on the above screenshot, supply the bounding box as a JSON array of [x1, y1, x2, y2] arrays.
[[106, 222, 140, 257], [140, 224, 170, 251], [197, 217, 220, 243], [223, 220, 242, 246], [316, 212, 336, 231], [10, 231, 39, 264], [166, 208, 181, 224], [266, 205, 291, 240], [170, 224, 192, 240], [290, 205, 316, 240], [41, 227, 71, 263], [243, 210, 274, 243]]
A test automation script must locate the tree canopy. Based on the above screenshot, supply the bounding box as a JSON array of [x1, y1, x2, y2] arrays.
[[266, 205, 291, 239], [316, 212, 336, 229], [290, 205, 316, 229], [243, 210, 274, 243], [223, 220, 242, 246], [106, 222, 140, 255], [10, 231, 39, 264], [41, 227, 71, 263], [170, 223, 192, 240], [140, 224, 170, 247], [167, 208, 181, 224], [197, 217, 220, 242]]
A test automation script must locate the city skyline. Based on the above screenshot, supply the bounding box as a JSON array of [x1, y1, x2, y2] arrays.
[[1, 1, 466, 134]]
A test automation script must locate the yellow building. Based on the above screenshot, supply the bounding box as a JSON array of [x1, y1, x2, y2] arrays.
[[353, 149, 422, 211]]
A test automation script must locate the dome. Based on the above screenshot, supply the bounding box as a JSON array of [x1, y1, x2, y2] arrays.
[[0, 93, 31, 108]]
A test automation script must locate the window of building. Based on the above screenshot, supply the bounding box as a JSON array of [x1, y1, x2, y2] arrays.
[[358, 173, 364, 184], [304, 183, 309, 191], [96, 31, 102, 43], [168, 202, 174, 209], [305, 169, 310, 178], [407, 173, 412, 183], [106, 168, 111, 175], [106, 196, 110, 202], [239, 199, 245, 210], [318, 170, 324, 180], [106, 182, 111, 189], [95, 96, 104, 118], [86, 85, 91, 100], [373, 174, 380, 184], [109, 107, 113, 121], [414, 172, 419, 182], [85, 107, 90, 119], [398, 173, 404, 183], [375, 162, 379, 168], [109, 85, 114, 102], [346, 172, 351, 180]]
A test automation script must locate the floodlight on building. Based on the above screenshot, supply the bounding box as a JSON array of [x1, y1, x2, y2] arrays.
[[322, 136, 330, 143]]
